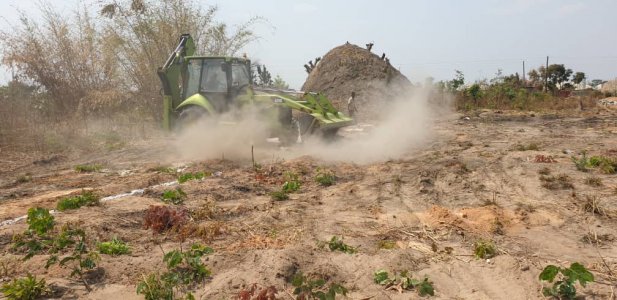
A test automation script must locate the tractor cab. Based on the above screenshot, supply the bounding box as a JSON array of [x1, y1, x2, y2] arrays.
[[182, 57, 252, 113]]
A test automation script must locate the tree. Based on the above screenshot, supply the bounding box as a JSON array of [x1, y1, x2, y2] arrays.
[[572, 72, 586, 85], [272, 75, 289, 90], [590, 79, 606, 89], [546, 64, 573, 91], [256, 65, 273, 87], [446, 70, 465, 92]]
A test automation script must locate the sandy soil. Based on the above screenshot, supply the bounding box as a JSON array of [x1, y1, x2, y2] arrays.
[[2, 109, 617, 299]]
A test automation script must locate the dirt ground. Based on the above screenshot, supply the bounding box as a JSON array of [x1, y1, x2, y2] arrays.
[[2, 108, 617, 299]]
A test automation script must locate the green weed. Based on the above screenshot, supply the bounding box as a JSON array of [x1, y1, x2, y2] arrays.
[[26, 207, 54, 235], [56, 190, 99, 211], [0, 274, 48, 300], [270, 191, 289, 201], [282, 172, 301, 193], [177, 172, 207, 183], [374, 269, 435, 296], [291, 272, 348, 300], [315, 169, 336, 186], [539, 262, 594, 299], [98, 237, 130, 256], [74, 164, 102, 173], [161, 188, 186, 205], [327, 236, 356, 254], [473, 240, 497, 259]]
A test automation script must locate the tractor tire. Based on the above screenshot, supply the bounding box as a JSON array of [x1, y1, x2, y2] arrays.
[[177, 106, 207, 131]]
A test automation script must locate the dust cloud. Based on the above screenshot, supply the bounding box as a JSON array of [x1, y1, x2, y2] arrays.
[[174, 86, 452, 164]]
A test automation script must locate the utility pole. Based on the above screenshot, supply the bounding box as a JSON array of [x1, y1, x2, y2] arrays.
[[545, 56, 549, 92], [522, 60, 526, 83]]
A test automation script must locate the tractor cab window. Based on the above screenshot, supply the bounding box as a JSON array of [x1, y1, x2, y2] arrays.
[[184, 59, 202, 97], [200, 60, 227, 93], [231, 63, 250, 89]]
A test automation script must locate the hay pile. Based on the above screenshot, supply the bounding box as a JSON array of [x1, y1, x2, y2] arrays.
[[301, 42, 412, 120]]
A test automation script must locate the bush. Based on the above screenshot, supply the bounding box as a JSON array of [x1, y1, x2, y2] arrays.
[[56, 190, 99, 211], [539, 262, 594, 299], [25, 207, 54, 235], [1, 274, 48, 300], [474, 240, 496, 259], [315, 170, 336, 186], [143, 206, 188, 233], [177, 172, 207, 184], [161, 188, 186, 205]]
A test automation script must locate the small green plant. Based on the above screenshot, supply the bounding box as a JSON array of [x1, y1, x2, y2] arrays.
[[539, 262, 594, 299], [373, 269, 435, 296], [98, 237, 130, 256], [56, 190, 99, 211], [473, 240, 497, 259], [45, 224, 100, 291], [378, 240, 397, 250], [327, 236, 356, 254], [26, 207, 54, 235], [291, 272, 347, 300], [282, 172, 301, 193], [177, 172, 207, 183], [161, 188, 187, 205], [74, 164, 102, 173], [0, 273, 49, 300], [151, 166, 176, 174], [572, 153, 589, 172], [137, 244, 213, 300], [315, 170, 336, 186], [270, 190, 289, 201]]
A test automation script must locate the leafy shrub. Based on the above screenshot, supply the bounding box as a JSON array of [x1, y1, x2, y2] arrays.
[[327, 236, 356, 254], [315, 170, 336, 186], [0, 274, 48, 300], [137, 244, 214, 300], [56, 190, 99, 211], [74, 164, 102, 173], [177, 172, 207, 184], [473, 240, 497, 259], [26, 207, 54, 235], [98, 237, 130, 256], [539, 262, 594, 299], [161, 188, 186, 205], [291, 272, 347, 300], [143, 206, 188, 233], [373, 270, 434, 296]]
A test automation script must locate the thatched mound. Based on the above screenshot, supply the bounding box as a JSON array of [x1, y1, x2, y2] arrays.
[[301, 43, 412, 120]]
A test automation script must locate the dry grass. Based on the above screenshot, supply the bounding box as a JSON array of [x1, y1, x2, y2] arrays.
[[584, 176, 603, 187], [540, 174, 574, 190]]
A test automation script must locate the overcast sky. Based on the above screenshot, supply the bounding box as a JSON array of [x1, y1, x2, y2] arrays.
[[1, 0, 616, 89]]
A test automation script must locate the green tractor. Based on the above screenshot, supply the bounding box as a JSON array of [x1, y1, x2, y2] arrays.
[[157, 34, 352, 143]]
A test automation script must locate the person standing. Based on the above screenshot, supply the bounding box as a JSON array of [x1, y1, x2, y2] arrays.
[[347, 91, 358, 118]]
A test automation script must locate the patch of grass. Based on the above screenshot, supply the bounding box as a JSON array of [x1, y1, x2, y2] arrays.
[[378, 240, 397, 250], [177, 171, 207, 183], [150, 166, 176, 174], [291, 272, 347, 300], [56, 190, 99, 211], [15, 174, 32, 184], [473, 240, 497, 259], [572, 154, 617, 174], [191, 201, 218, 220], [374, 269, 435, 296], [1, 273, 49, 300], [514, 143, 539, 151], [74, 164, 102, 173], [584, 176, 603, 187], [97, 237, 130, 256], [315, 169, 336, 186], [540, 174, 574, 190], [161, 188, 186, 205], [539, 262, 594, 299], [270, 191, 289, 201], [583, 195, 607, 217], [327, 236, 356, 254], [538, 167, 551, 175]]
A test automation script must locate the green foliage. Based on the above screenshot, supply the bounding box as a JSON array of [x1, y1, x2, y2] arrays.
[[373, 270, 435, 296], [74, 164, 102, 173], [0, 274, 48, 300], [327, 236, 356, 254], [98, 237, 130, 256], [56, 190, 99, 211], [473, 240, 497, 259], [282, 172, 301, 193], [291, 272, 347, 300], [272, 75, 289, 90], [270, 191, 289, 201], [161, 188, 187, 205], [315, 170, 336, 187], [572, 154, 617, 174], [572, 153, 589, 172], [26, 208, 54, 235], [465, 83, 482, 101], [446, 70, 465, 92], [539, 263, 594, 299], [137, 244, 214, 300], [177, 172, 207, 184]]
